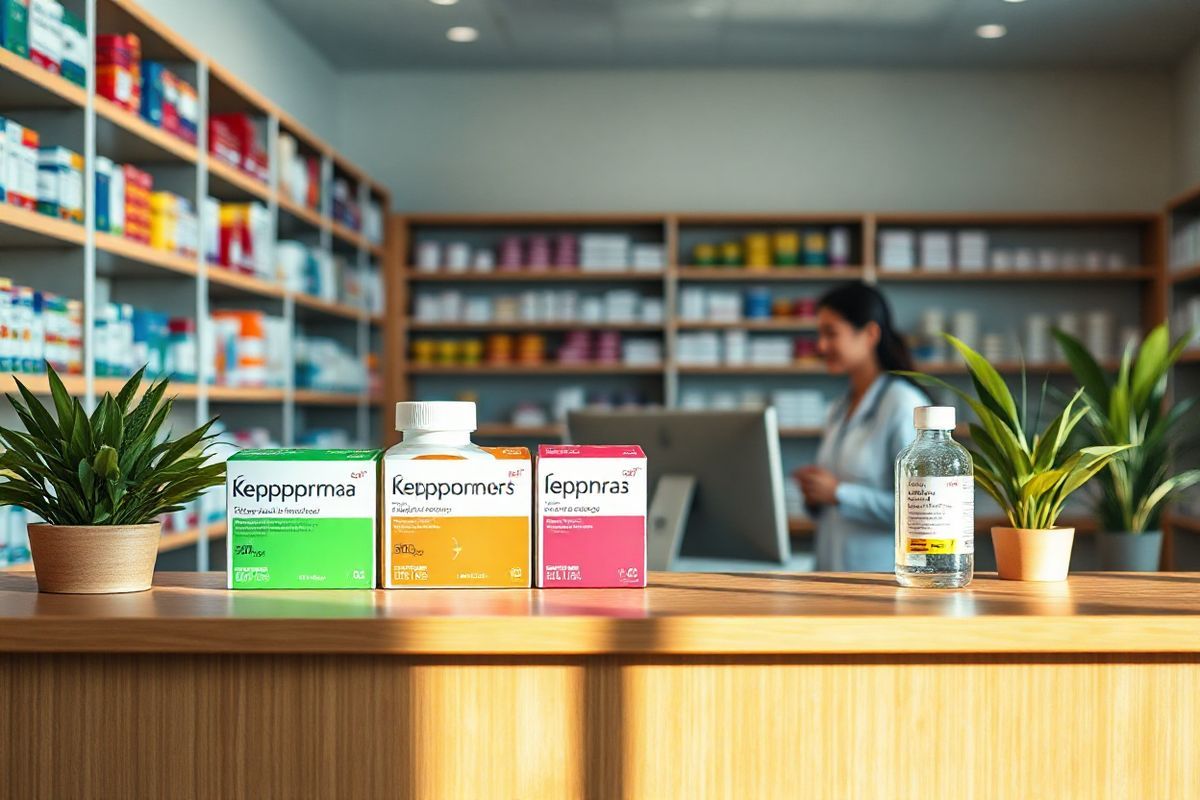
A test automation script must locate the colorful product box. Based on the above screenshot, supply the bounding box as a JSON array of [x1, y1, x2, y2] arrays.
[[109, 161, 125, 236], [3, 119, 38, 211], [382, 447, 532, 588], [94, 156, 112, 232], [226, 449, 381, 590], [36, 145, 82, 222], [27, 0, 62, 75], [59, 8, 84, 86], [536, 445, 647, 588], [139, 60, 164, 127], [96, 33, 139, 111], [1, 0, 28, 58]]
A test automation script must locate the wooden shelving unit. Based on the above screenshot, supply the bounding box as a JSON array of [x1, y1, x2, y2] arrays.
[[406, 270, 665, 283], [408, 364, 665, 376], [0, 203, 87, 246], [410, 321, 662, 332], [0, 0, 392, 567], [677, 267, 864, 282], [876, 268, 1157, 283]]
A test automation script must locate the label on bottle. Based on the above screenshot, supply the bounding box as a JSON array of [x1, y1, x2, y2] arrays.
[[899, 476, 974, 565]]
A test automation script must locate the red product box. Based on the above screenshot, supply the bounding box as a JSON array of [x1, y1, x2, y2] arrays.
[[208, 113, 267, 182], [96, 34, 141, 112]]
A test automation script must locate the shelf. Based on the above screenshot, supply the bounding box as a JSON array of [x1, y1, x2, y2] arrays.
[[1180, 351, 1200, 365], [676, 363, 825, 375], [476, 423, 565, 438], [917, 361, 1113, 376], [293, 293, 367, 322], [873, 212, 1158, 226], [207, 386, 286, 403], [95, 233, 198, 277], [206, 266, 287, 299], [779, 427, 824, 438], [277, 194, 328, 231], [294, 390, 364, 407], [0, 203, 86, 247], [0, 47, 87, 108], [409, 321, 663, 332], [1171, 515, 1200, 535], [158, 522, 226, 554], [331, 220, 367, 251], [94, 377, 200, 400], [94, 95, 199, 164], [0, 372, 86, 396], [207, 158, 271, 202], [409, 364, 664, 376], [1170, 264, 1200, 286], [877, 268, 1157, 283], [676, 267, 863, 281], [406, 270, 665, 283], [677, 319, 817, 331]]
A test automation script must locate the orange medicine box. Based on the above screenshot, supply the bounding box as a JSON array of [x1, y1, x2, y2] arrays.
[[382, 447, 532, 588]]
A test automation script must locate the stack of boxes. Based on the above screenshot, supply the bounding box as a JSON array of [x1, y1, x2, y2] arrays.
[[121, 164, 151, 245], [1, 118, 39, 210], [209, 113, 268, 182], [96, 33, 141, 112], [141, 62, 199, 144], [36, 146, 83, 222], [3, 0, 85, 86]]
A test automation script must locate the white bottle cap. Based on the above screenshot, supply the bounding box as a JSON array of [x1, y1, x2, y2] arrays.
[[914, 406, 955, 430], [395, 401, 476, 432]]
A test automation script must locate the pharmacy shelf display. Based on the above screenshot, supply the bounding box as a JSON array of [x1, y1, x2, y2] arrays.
[[0, 0, 390, 570], [1164, 185, 1200, 561], [390, 211, 1168, 559]]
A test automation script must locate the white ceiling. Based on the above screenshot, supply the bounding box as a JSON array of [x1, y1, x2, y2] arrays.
[[264, 0, 1200, 70]]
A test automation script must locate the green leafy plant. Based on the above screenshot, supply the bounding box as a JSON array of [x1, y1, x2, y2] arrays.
[[0, 364, 225, 526], [1054, 323, 1200, 534], [898, 335, 1130, 530]]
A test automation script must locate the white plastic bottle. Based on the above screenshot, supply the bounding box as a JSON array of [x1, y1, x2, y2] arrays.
[[895, 406, 974, 588], [384, 401, 494, 461]]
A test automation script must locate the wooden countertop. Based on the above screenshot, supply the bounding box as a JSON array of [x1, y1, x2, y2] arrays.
[[1, 571, 1198, 656]]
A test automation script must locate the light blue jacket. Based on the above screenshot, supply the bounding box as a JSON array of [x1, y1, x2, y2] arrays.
[[812, 375, 927, 571]]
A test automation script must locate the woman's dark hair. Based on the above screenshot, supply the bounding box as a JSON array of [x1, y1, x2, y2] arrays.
[[817, 281, 915, 374]]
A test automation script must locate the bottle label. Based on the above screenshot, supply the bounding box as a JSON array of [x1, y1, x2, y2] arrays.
[[899, 476, 974, 564]]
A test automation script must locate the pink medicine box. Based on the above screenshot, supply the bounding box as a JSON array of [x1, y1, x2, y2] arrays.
[[536, 444, 647, 588]]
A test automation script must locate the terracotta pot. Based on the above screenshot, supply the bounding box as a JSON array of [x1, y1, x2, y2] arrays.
[[27, 523, 161, 594], [1097, 530, 1163, 572], [991, 526, 1075, 582]]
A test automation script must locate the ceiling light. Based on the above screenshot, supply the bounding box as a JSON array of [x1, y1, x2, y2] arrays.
[[1003, 0, 1026, 3], [975, 24, 1007, 39], [429, 0, 459, 5], [447, 26, 479, 43]]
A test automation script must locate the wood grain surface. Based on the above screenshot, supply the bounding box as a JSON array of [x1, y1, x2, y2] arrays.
[[1, 572, 1199, 655], [3, 652, 1196, 799]]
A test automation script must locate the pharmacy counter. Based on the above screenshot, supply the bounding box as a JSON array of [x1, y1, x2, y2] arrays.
[[2, 571, 1198, 798]]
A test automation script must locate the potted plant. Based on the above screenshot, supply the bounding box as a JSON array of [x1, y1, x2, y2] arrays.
[[900, 335, 1129, 581], [0, 365, 226, 594], [1054, 323, 1200, 571]]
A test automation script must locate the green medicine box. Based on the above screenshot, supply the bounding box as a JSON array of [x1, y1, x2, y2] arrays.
[[1, 0, 29, 58], [226, 449, 381, 589]]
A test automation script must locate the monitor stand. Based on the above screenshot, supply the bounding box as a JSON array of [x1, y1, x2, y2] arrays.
[[647, 474, 696, 571]]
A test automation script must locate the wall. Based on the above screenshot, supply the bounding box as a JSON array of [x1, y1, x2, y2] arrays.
[[139, 0, 339, 142], [337, 68, 1173, 213], [1174, 41, 1200, 192]]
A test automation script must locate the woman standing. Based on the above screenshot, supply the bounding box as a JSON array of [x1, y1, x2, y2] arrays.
[[795, 282, 928, 572]]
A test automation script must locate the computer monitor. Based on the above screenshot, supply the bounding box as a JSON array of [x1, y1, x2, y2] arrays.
[[565, 408, 790, 570]]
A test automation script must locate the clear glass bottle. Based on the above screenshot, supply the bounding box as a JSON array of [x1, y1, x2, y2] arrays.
[[895, 406, 974, 588], [384, 401, 495, 461]]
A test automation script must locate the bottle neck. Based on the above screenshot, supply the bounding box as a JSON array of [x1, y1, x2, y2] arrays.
[[916, 428, 952, 442], [400, 430, 473, 446]]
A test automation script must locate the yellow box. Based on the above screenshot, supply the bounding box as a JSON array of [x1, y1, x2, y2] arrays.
[[382, 447, 531, 588]]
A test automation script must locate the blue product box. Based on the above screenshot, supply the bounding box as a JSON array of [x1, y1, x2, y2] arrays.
[[140, 61, 164, 127], [94, 156, 112, 232]]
